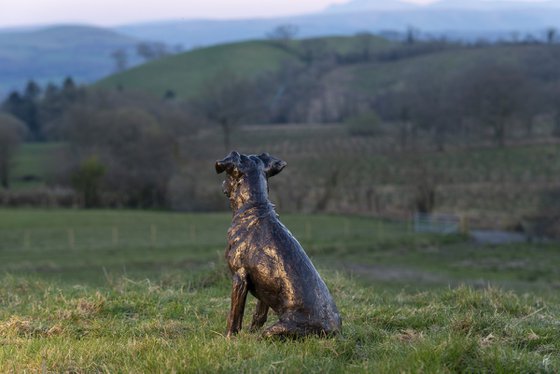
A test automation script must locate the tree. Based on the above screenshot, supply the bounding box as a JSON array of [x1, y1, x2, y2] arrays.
[[191, 72, 256, 152], [136, 42, 169, 62], [71, 156, 106, 208], [267, 24, 299, 41], [57, 93, 183, 208], [345, 111, 382, 136], [374, 90, 416, 150], [1, 81, 43, 141], [460, 64, 528, 147], [394, 72, 461, 152], [356, 32, 376, 61], [111, 49, 128, 72], [267, 24, 299, 50], [545, 27, 557, 44], [299, 39, 329, 66], [405, 26, 420, 45], [0, 113, 26, 189]]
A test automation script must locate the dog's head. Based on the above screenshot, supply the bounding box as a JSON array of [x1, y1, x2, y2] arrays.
[[215, 151, 287, 209]]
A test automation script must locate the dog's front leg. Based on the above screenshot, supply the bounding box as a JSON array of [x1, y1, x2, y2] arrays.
[[249, 300, 269, 332], [226, 268, 248, 337]]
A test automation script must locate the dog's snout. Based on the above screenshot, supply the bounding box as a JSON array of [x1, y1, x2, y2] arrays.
[[216, 161, 227, 174]]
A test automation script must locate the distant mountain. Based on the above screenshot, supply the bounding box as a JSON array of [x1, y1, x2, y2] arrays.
[[116, 5, 560, 52], [325, 0, 418, 12], [326, 0, 560, 12], [0, 25, 141, 96], [429, 0, 560, 10]]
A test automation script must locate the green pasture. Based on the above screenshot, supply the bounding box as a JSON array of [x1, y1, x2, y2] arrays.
[[12, 143, 65, 189], [0, 209, 559, 371], [96, 40, 299, 98]]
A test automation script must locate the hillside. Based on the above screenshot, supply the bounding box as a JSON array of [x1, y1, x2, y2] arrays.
[[327, 43, 560, 97], [96, 36, 560, 102], [0, 25, 140, 95], [96, 36, 394, 98]]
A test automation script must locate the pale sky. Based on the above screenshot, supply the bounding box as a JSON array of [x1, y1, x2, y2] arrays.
[[0, 0, 548, 28]]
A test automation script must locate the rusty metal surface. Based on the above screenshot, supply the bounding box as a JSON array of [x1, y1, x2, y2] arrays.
[[216, 151, 342, 338]]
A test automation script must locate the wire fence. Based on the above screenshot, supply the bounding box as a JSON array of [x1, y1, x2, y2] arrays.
[[0, 216, 428, 253]]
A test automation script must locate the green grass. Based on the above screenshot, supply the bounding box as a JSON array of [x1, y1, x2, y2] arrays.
[[12, 142, 65, 189], [95, 36, 556, 103], [96, 40, 301, 98], [0, 209, 559, 371], [95, 35, 395, 99], [337, 44, 550, 96]]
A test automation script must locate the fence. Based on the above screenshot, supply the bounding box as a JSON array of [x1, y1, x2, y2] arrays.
[[413, 213, 467, 235], [0, 212, 476, 256]]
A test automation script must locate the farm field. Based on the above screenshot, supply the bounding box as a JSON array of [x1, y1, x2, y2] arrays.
[[10, 125, 560, 230], [0, 209, 559, 371]]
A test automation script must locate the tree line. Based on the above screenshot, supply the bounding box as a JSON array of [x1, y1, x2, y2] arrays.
[[1, 31, 560, 217]]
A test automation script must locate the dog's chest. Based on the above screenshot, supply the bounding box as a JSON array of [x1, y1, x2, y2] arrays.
[[226, 223, 254, 269]]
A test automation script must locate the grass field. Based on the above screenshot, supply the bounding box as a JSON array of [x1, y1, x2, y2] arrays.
[[95, 35, 395, 99], [12, 143, 65, 189], [1, 209, 559, 371], [96, 40, 301, 98], [9, 126, 560, 228]]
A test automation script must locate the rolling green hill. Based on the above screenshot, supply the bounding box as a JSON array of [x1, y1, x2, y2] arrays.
[[96, 40, 300, 98], [95, 35, 560, 103], [335, 44, 559, 96], [95, 36, 395, 98]]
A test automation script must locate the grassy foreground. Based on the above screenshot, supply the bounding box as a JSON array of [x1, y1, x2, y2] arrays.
[[0, 209, 559, 372]]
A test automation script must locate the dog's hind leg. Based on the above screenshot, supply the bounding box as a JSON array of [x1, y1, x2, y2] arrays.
[[226, 268, 249, 337], [262, 320, 309, 339], [249, 300, 269, 332]]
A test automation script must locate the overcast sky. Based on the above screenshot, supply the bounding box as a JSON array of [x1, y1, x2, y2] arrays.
[[0, 0, 436, 27], [0, 0, 548, 28]]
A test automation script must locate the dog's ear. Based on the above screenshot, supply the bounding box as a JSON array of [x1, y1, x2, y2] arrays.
[[258, 153, 287, 178], [215, 151, 241, 174]]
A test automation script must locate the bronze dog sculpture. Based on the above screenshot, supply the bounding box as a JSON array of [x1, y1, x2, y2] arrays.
[[216, 151, 342, 338]]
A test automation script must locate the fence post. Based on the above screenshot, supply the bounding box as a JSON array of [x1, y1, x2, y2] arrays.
[[150, 224, 157, 247], [23, 231, 30, 250], [460, 215, 469, 235], [67, 228, 75, 250], [112, 226, 119, 246], [344, 219, 350, 238], [190, 224, 196, 242]]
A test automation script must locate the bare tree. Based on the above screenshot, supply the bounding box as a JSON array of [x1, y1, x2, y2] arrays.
[[136, 42, 169, 62], [545, 27, 557, 44], [267, 24, 299, 42], [190, 72, 256, 152], [56, 92, 183, 208], [460, 64, 528, 147], [111, 49, 128, 73], [0, 113, 26, 189]]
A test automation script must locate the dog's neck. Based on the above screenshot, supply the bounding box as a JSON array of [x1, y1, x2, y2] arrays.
[[230, 171, 276, 222]]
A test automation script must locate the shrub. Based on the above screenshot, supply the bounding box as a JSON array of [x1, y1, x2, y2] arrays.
[[345, 111, 382, 136]]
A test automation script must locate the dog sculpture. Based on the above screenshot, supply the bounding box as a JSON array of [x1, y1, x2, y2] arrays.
[[216, 151, 341, 338]]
